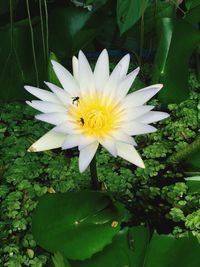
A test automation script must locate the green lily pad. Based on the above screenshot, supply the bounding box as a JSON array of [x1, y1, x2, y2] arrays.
[[71, 226, 149, 267], [144, 232, 200, 267], [70, 228, 200, 267], [32, 191, 126, 260]]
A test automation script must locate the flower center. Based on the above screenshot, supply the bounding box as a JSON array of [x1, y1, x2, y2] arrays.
[[69, 93, 123, 139], [85, 110, 107, 129]]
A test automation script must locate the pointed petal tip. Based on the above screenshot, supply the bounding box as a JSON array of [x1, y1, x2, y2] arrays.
[[78, 50, 84, 57], [72, 55, 78, 61], [51, 59, 57, 65], [24, 85, 33, 92], [79, 169, 84, 173], [163, 112, 170, 119], [156, 84, 163, 90], [101, 49, 108, 57], [139, 160, 145, 169], [27, 146, 37, 152], [78, 161, 87, 173], [136, 66, 140, 73]]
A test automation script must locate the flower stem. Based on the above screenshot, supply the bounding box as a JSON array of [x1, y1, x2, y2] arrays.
[[90, 155, 100, 190]]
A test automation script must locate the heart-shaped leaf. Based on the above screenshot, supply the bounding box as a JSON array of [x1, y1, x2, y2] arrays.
[[117, 0, 149, 35], [32, 191, 127, 260], [70, 226, 149, 267], [58, 227, 200, 267]]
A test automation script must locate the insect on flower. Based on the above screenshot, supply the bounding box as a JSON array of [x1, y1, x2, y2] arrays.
[[25, 49, 169, 173], [72, 96, 80, 106], [79, 117, 85, 126]]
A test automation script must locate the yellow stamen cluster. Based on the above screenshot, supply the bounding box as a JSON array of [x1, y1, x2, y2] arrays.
[[69, 94, 123, 139]]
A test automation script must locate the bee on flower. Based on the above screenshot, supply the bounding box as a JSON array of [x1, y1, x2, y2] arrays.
[[25, 49, 169, 172]]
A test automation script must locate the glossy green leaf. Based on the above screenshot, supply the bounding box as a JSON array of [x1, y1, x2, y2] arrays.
[[68, 228, 199, 267], [32, 191, 127, 260], [153, 18, 200, 106], [185, 176, 200, 193], [49, 7, 101, 59], [121, 1, 174, 55], [144, 232, 200, 267], [71, 226, 149, 267], [117, 0, 149, 35], [143, 1, 174, 34], [48, 52, 61, 87]]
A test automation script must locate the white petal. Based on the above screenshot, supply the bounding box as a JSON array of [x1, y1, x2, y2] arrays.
[[35, 112, 68, 125], [94, 49, 109, 91], [122, 105, 154, 121], [62, 135, 80, 149], [78, 135, 96, 150], [78, 51, 94, 94], [26, 101, 67, 113], [117, 67, 140, 100], [53, 121, 80, 134], [27, 129, 66, 152], [24, 86, 60, 104], [123, 84, 163, 108], [99, 137, 117, 157], [123, 121, 157, 135], [79, 141, 99, 173], [45, 82, 71, 106], [51, 60, 79, 96], [111, 131, 137, 146], [116, 142, 145, 168], [117, 54, 130, 78], [72, 56, 79, 82], [102, 64, 122, 100], [139, 111, 169, 124]]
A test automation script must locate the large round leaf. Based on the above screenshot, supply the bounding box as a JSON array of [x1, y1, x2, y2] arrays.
[[71, 226, 149, 267], [54, 227, 200, 267], [32, 191, 126, 260], [144, 232, 200, 267]]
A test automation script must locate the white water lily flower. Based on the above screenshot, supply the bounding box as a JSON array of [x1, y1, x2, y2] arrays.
[[25, 49, 169, 172]]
